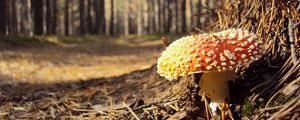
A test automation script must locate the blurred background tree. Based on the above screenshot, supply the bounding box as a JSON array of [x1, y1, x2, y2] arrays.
[[0, 0, 222, 36]]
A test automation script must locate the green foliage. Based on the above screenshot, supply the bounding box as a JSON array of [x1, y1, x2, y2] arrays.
[[242, 97, 265, 117], [57, 35, 98, 43], [242, 98, 256, 116], [0, 36, 56, 46], [0, 35, 101, 46]]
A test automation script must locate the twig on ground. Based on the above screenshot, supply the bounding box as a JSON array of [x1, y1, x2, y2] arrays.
[[288, 21, 299, 65], [201, 94, 213, 120], [132, 98, 179, 111], [259, 105, 284, 112], [265, 61, 300, 107], [71, 108, 107, 115], [123, 102, 140, 120], [269, 95, 300, 119]]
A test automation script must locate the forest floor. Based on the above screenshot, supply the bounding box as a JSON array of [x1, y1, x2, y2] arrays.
[[1, 34, 297, 119], [0, 35, 185, 119], [0, 35, 176, 83]]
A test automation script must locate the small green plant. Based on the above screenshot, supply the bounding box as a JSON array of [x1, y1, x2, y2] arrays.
[[242, 98, 256, 116]]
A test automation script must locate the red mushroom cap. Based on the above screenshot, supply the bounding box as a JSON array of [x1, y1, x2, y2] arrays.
[[157, 29, 265, 80]]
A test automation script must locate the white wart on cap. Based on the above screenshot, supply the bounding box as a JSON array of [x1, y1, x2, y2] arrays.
[[157, 29, 265, 80]]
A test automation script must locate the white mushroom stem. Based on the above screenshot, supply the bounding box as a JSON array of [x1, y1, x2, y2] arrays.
[[198, 71, 236, 113]]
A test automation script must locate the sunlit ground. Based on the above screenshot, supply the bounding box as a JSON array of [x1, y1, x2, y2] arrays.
[[0, 35, 181, 83]]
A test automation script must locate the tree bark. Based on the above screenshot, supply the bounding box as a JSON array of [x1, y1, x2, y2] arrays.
[[124, 0, 129, 35], [153, 0, 158, 33], [80, 0, 86, 34], [22, 0, 33, 36], [12, 0, 20, 34], [94, 0, 99, 34], [87, 0, 93, 33], [0, 0, 7, 35], [99, 0, 105, 34], [52, 0, 57, 34], [32, 0, 44, 35], [157, 0, 163, 33], [175, 0, 179, 33], [201, 0, 208, 29], [181, 0, 186, 33], [7, 0, 12, 34], [147, 0, 155, 33], [109, 0, 114, 35], [115, 1, 119, 35], [65, 0, 70, 35], [70, 0, 75, 35], [46, 0, 52, 34], [196, 0, 202, 28], [136, 0, 142, 35], [164, 0, 167, 33], [164, 0, 171, 33], [143, 0, 149, 34], [190, 0, 195, 30]]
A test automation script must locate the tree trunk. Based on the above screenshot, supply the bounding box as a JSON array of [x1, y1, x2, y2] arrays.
[[80, 0, 86, 34], [136, 0, 142, 35], [109, 0, 114, 35], [0, 0, 7, 35], [190, 0, 195, 30], [70, 0, 75, 34], [124, 0, 129, 35], [196, 0, 202, 28], [201, 0, 208, 29], [181, 0, 186, 33], [170, 0, 176, 33], [94, 0, 99, 34], [161, 0, 165, 33], [87, 0, 93, 34], [12, 0, 20, 34], [164, 0, 171, 33], [163, 0, 167, 33], [154, 0, 159, 33], [65, 0, 70, 35], [23, 0, 33, 36], [157, 0, 163, 33], [7, 0, 12, 34], [46, 0, 52, 34], [99, 0, 105, 34], [147, 0, 155, 33], [52, 0, 57, 34], [143, 0, 149, 34], [32, 0, 44, 35], [175, 0, 179, 33], [115, 1, 119, 35]]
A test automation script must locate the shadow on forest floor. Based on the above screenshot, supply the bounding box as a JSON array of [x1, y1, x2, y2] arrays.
[[0, 34, 185, 119], [0, 65, 179, 119]]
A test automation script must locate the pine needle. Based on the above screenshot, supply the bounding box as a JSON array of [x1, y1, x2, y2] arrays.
[[122, 102, 140, 120]]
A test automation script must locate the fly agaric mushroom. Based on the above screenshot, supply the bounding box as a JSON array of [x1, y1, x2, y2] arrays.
[[157, 29, 265, 119]]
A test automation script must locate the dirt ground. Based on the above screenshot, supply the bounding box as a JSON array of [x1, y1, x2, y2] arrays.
[[0, 35, 187, 119], [0, 36, 167, 83], [0, 34, 298, 119]]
